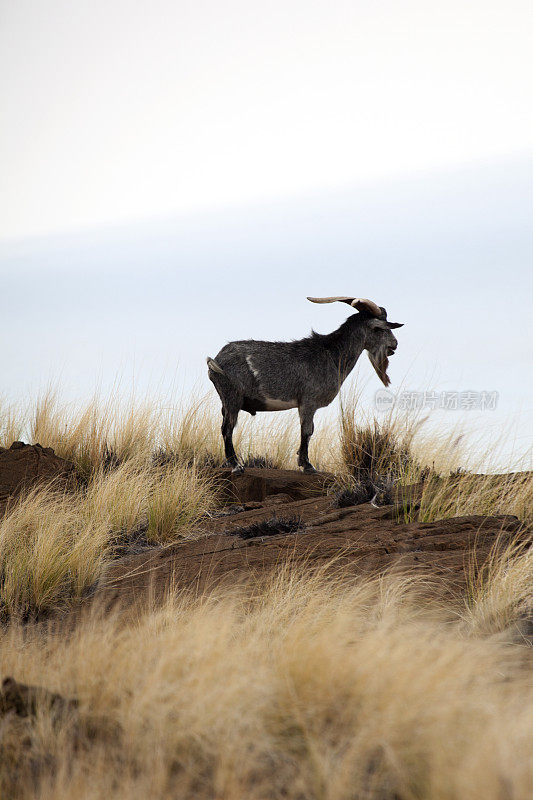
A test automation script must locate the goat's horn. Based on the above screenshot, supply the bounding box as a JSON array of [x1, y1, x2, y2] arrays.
[[307, 296, 382, 317], [307, 296, 355, 304], [350, 298, 383, 317]]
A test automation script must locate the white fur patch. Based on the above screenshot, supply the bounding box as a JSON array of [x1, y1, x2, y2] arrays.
[[246, 355, 261, 380], [246, 355, 296, 410], [263, 397, 298, 411]]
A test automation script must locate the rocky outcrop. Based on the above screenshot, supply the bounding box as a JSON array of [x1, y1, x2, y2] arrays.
[[99, 468, 526, 606], [0, 442, 77, 512]]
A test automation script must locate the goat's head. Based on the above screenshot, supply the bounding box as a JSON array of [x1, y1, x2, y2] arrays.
[[307, 296, 403, 387], [363, 313, 402, 387]]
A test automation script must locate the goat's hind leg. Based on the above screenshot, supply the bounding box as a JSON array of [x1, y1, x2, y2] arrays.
[[297, 406, 317, 473], [221, 405, 243, 473], [209, 367, 244, 473]]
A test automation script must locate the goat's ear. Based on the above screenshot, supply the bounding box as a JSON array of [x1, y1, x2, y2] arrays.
[[368, 318, 389, 330], [387, 322, 404, 329]]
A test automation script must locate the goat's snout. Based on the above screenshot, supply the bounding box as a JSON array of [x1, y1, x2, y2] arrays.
[[387, 345, 397, 356]]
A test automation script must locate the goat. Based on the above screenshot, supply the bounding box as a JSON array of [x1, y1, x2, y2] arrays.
[[207, 296, 403, 473]]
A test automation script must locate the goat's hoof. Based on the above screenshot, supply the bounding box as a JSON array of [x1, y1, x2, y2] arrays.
[[302, 464, 317, 474], [231, 464, 245, 474]]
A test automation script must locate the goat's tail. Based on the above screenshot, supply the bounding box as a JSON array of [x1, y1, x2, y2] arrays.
[[206, 357, 225, 375]]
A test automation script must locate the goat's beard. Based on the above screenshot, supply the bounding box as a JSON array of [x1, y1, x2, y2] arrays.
[[368, 349, 390, 387]]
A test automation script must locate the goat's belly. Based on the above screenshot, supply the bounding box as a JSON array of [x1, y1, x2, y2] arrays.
[[263, 396, 297, 411], [242, 395, 297, 413]]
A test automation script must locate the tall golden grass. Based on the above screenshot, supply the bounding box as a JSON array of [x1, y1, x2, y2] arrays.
[[0, 461, 217, 618], [337, 390, 533, 528], [464, 539, 533, 636], [0, 486, 107, 619], [0, 568, 531, 799], [3, 385, 528, 477]]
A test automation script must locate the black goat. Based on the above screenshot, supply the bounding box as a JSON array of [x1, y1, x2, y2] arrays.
[[207, 296, 403, 473]]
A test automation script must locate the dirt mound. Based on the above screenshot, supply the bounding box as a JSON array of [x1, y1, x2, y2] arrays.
[[0, 442, 77, 511], [97, 468, 526, 607]]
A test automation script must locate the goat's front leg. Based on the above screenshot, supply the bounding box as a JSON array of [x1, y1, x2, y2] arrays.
[[297, 406, 316, 473]]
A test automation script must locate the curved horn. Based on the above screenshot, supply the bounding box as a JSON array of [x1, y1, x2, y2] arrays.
[[350, 298, 383, 317], [307, 296, 355, 304], [307, 296, 382, 317]]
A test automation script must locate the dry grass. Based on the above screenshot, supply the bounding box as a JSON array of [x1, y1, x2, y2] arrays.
[[10, 388, 307, 475], [0, 567, 530, 800], [0, 396, 25, 448], [160, 393, 307, 470], [0, 487, 108, 619], [0, 386, 481, 481], [83, 460, 151, 535], [0, 386, 531, 797], [28, 390, 163, 478], [1, 385, 508, 482], [464, 538, 533, 636], [416, 470, 533, 528], [81, 458, 216, 546], [336, 390, 533, 528], [146, 462, 216, 542], [82, 458, 216, 543], [0, 387, 530, 619], [0, 460, 217, 618], [337, 389, 468, 483]]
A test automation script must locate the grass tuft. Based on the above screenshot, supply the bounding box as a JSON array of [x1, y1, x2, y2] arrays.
[[338, 391, 422, 484], [0, 459, 217, 618], [463, 538, 533, 637], [0, 487, 108, 619]]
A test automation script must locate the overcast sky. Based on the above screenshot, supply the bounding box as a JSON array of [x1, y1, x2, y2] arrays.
[[1, 0, 532, 239], [1, 1, 532, 467]]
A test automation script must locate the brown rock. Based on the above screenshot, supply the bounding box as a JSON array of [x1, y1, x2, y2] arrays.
[[213, 467, 335, 503], [0, 442, 78, 512], [96, 468, 528, 608]]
